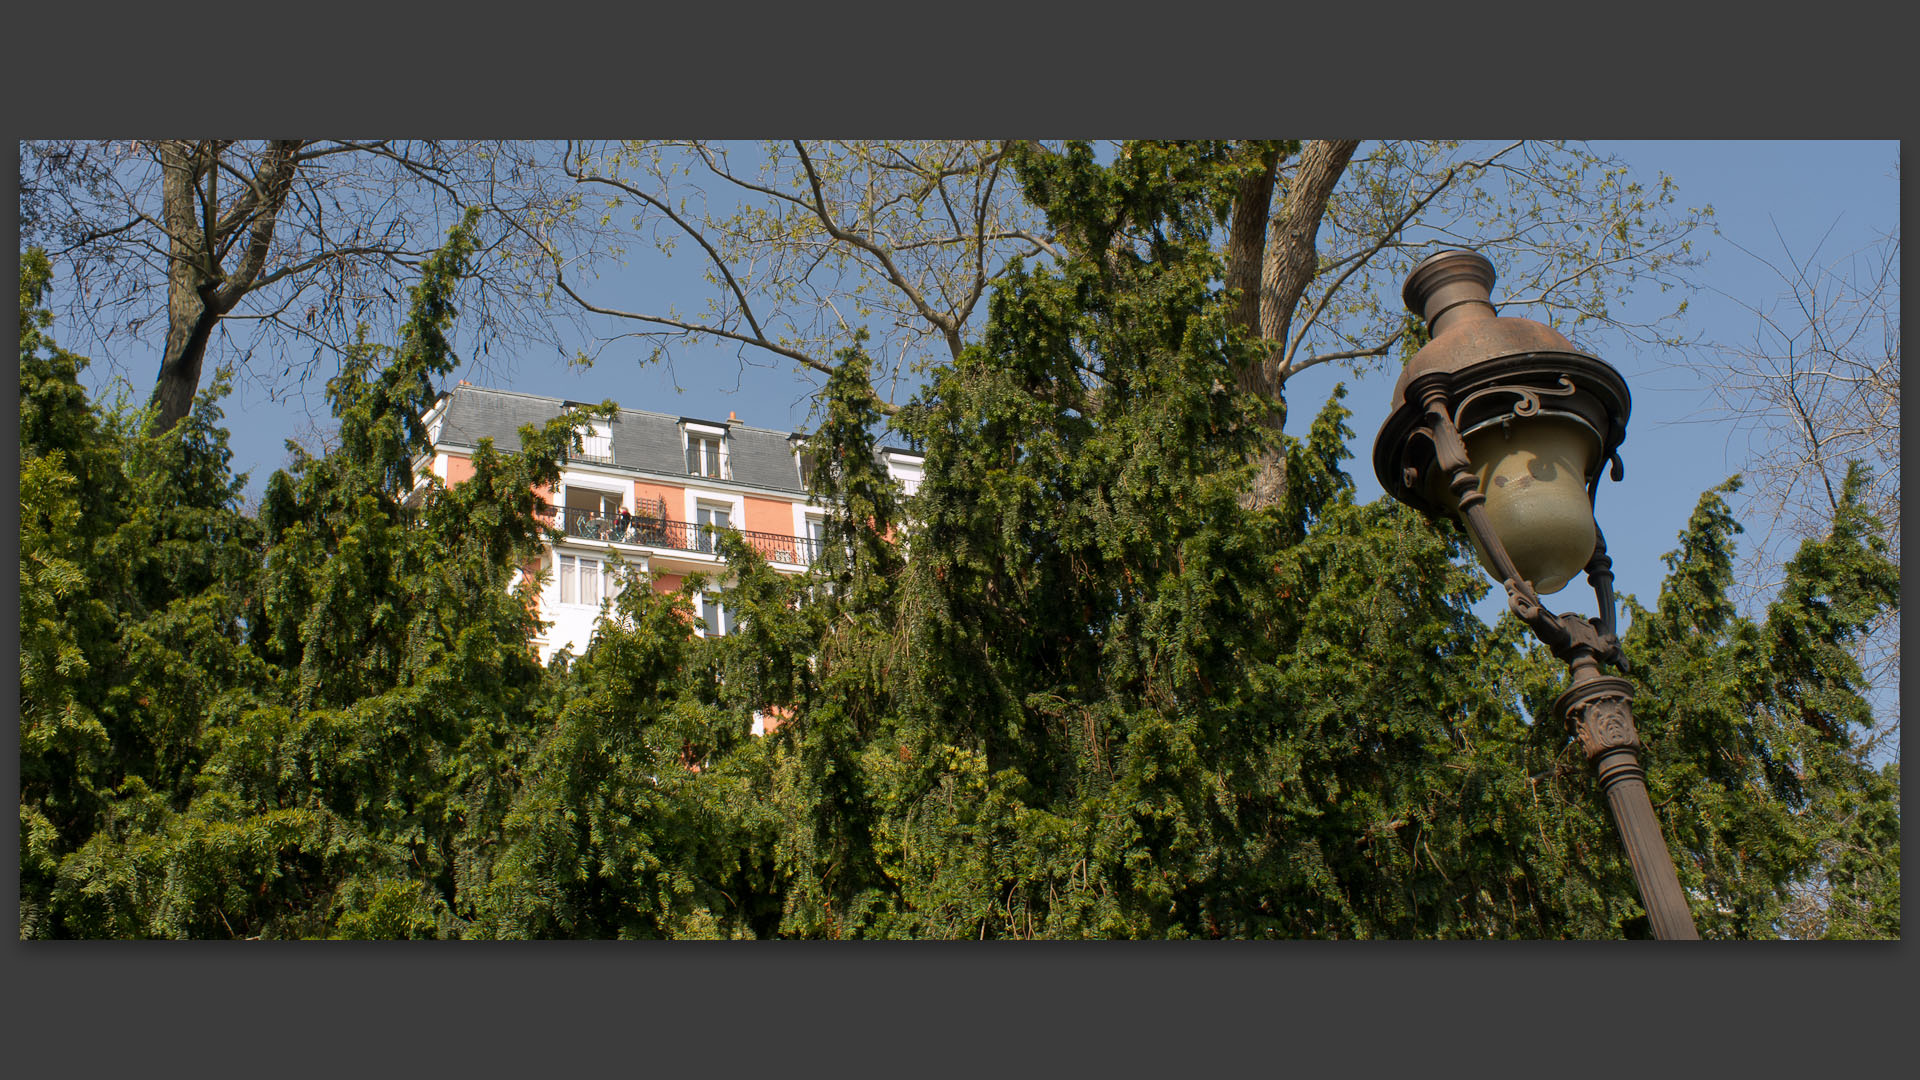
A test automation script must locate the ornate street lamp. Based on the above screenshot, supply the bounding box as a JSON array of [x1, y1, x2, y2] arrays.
[[1373, 249, 1699, 940]]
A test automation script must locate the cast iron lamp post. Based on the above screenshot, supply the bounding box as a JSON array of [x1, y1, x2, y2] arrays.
[[1373, 249, 1700, 940]]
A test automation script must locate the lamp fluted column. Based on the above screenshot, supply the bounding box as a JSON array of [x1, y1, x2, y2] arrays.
[[1555, 661, 1699, 940]]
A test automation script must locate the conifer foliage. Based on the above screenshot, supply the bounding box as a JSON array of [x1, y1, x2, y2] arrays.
[[18, 144, 1898, 938], [24, 214, 588, 938]]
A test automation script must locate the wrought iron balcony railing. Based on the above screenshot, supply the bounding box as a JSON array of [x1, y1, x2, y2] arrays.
[[537, 503, 822, 566]]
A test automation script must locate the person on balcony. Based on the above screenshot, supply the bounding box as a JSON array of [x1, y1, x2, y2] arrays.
[[616, 507, 633, 543]]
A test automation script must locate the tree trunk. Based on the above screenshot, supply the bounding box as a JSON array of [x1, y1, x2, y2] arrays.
[[1224, 145, 1282, 340], [1231, 139, 1361, 510], [150, 141, 216, 433], [147, 139, 302, 433], [151, 294, 221, 432]]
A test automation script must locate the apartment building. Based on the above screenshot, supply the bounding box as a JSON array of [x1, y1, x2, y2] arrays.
[[417, 383, 924, 663]]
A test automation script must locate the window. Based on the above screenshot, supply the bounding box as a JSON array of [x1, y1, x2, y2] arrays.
[[804, 514, 827, 564], [882, 449, 924, 496], [688, 435, 721, 477], [684, 422, 728, 479], [572, 419, 614, 464], [794, 439, 821, 489], [695, 502, 732, 554], [699, 591, 735, 636], [558, 554, 621, 606]]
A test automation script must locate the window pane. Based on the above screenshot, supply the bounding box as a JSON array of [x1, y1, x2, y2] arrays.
[[559, 556, 576, 605], [697, 505, 730, 553], [581, 559, 599, 603], [685, 436, 722, 478]]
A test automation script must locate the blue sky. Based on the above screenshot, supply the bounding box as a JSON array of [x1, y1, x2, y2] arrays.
[[70, 140, 1899, 632]]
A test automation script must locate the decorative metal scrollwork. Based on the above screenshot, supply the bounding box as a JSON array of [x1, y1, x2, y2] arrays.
[[1451, 374, 1578, 432]]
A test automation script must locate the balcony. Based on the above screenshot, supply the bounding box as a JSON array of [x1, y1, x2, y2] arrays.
[[537, 502, 823, 567]]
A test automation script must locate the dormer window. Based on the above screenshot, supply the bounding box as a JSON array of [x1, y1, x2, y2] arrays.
[[791, 435, 821, 490], [562, 403, 615, 465], [573, 419, 614, 465], [881, 448, 924, 496], [683, 421, 728, 480]]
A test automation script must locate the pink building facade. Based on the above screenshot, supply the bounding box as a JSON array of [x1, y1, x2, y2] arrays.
[[417, 384, 923, 689]]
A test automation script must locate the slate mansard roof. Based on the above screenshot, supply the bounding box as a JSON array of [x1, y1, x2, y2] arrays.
[[431, 384, 918, 494]]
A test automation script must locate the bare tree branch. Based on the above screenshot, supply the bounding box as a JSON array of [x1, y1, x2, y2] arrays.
[[1690, 214, 1900, 754], [22, 139, 589, 429], [524, 140, 1049, 411]]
